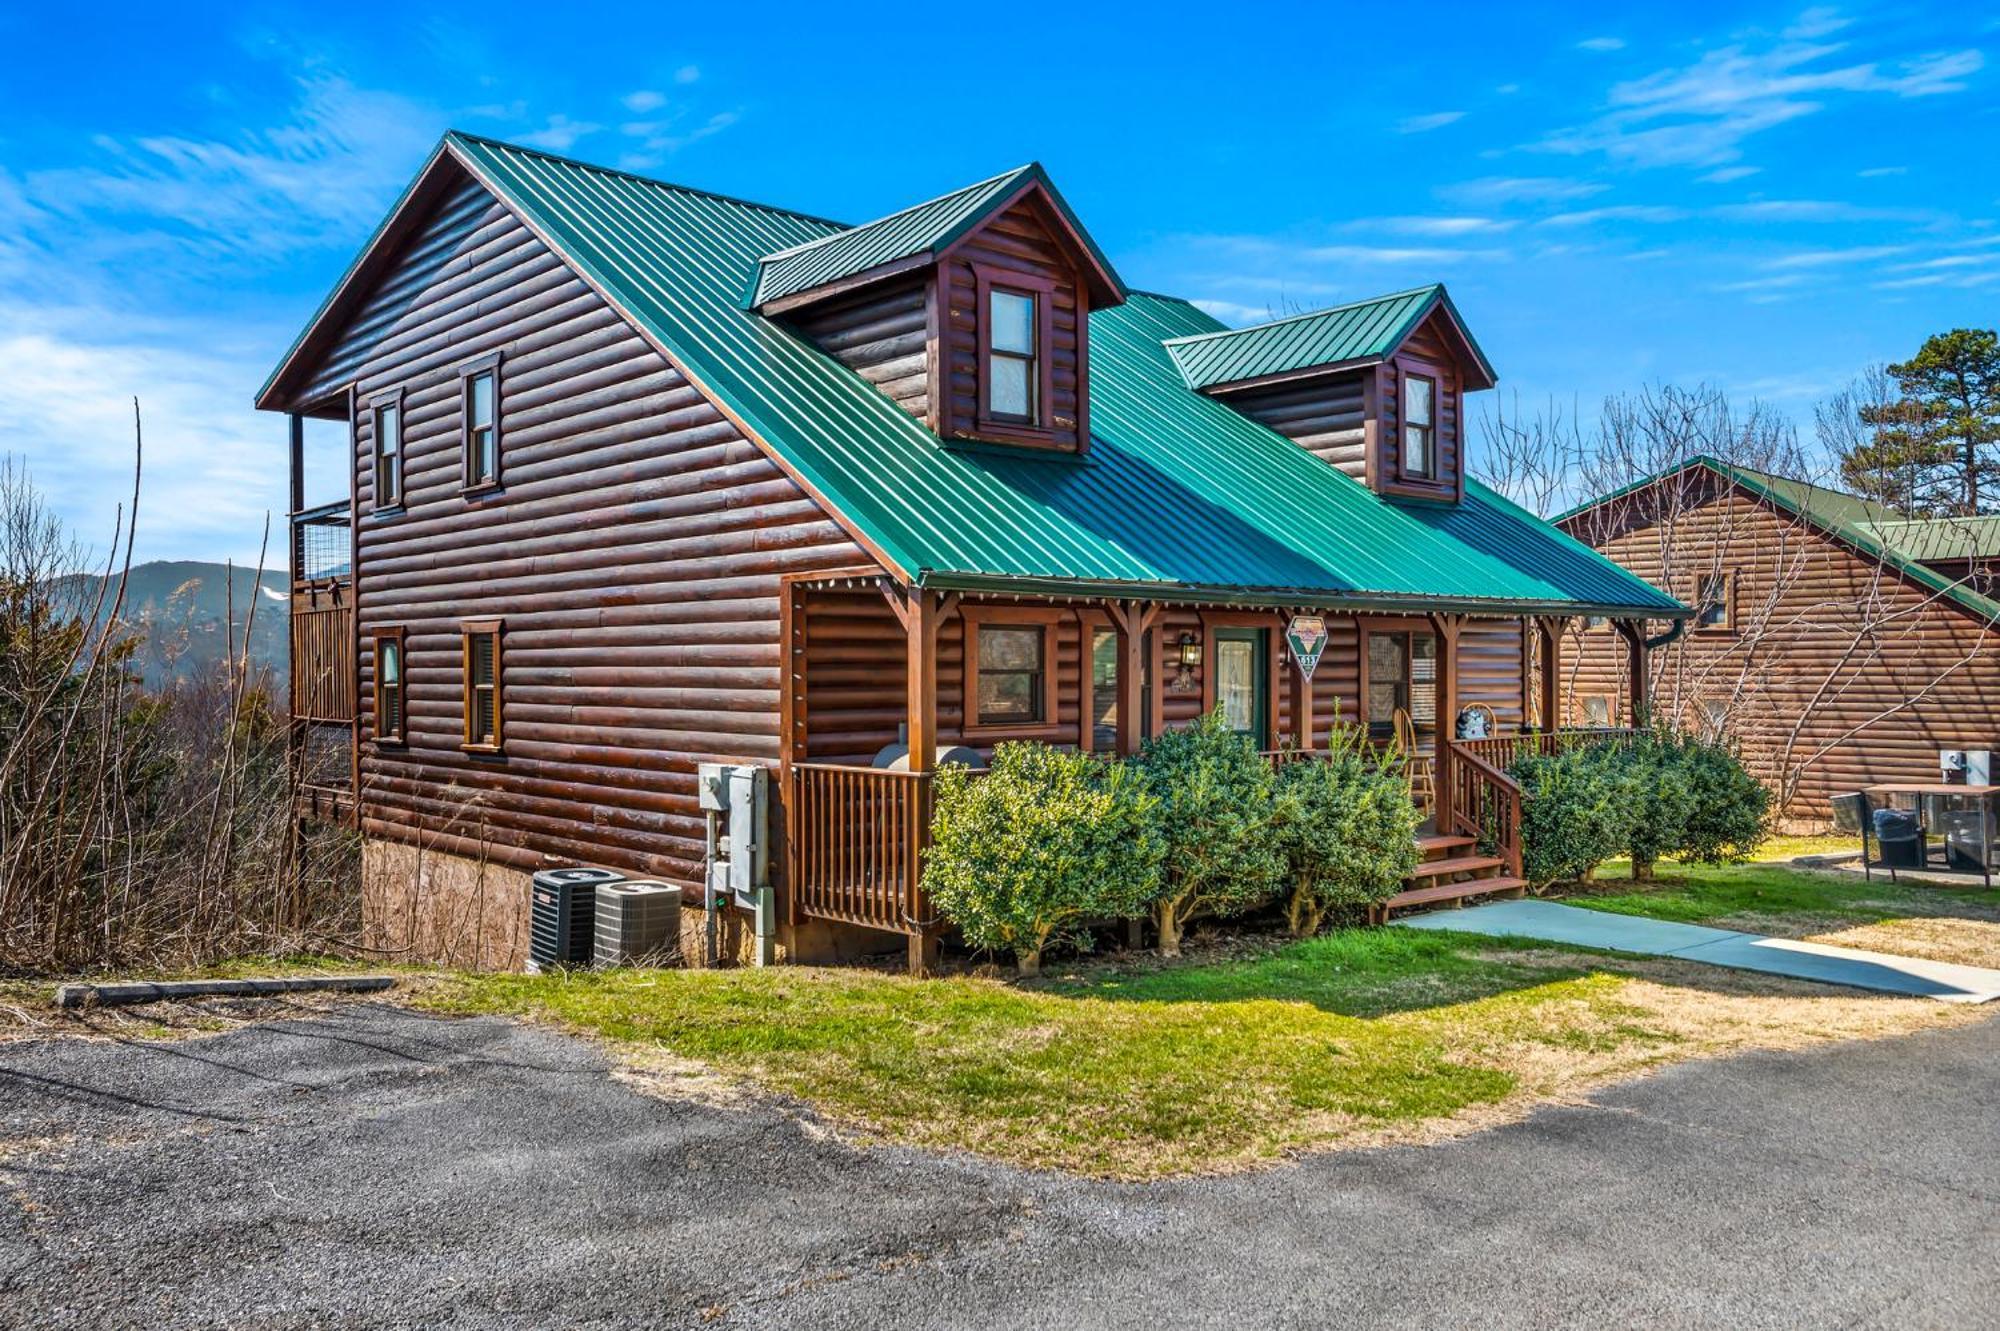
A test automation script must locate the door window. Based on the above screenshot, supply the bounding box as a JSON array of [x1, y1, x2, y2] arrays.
[[1213, 628, 1268, 740]]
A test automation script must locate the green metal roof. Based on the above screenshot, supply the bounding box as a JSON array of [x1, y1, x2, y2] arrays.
[[747, 162, 1124, 311], [1857, 516, 2000, 564], [1561, 456, 2000, 624], [284, 133, 1685, 619], [1163, 285, 1497, 392]]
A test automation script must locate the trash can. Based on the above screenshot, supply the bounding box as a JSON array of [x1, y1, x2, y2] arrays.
[[1871, 808, 1925, 868]]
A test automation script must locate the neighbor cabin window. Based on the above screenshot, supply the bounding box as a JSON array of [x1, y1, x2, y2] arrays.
[[461, 619, 503, 751], [1696, 697, 1729, 739], [375, 629, 407, 745], [461, 355, 502, 491], [1695, 573, 1733, 631], [1403, 373, 1437, 479], [372, 392, 404, 510], [1580, 694, 1614, 728], [964, 608, 1061, 734]]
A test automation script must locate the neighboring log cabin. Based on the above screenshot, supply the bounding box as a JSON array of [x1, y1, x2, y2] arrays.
[[1558, 457, 2000, 824], [258, 132, 1685, 970]]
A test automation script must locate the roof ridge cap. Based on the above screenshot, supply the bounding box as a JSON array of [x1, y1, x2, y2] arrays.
[[754, 164, 1036, 264], [443, 129, 854, 230], [1160, 284, 1442, 347]]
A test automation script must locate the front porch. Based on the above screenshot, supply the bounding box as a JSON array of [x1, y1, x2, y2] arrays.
[[780, 572, 1655, 971]]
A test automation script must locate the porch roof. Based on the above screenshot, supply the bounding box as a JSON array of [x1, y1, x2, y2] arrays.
[[265, 134, 1687, 621]]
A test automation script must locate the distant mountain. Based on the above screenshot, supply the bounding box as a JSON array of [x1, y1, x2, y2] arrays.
[[61, 561, 288, 692]]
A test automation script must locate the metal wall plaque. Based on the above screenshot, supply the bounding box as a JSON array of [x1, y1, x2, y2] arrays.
[[1286, 614, 1328, 680]]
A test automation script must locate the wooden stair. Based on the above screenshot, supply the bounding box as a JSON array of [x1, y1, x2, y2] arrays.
[[1370, 833, 1527, 925]]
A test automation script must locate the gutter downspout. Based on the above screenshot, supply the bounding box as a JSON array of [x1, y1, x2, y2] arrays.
[[1645, 618, 1687, 651]]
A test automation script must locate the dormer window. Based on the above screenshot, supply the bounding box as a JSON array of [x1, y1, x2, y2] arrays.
[[987, 289, 1039, 423], [1403, 373, 1437, 480]]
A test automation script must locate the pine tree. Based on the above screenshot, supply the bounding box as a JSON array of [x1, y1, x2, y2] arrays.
[[1838, 329, 2000, 515]]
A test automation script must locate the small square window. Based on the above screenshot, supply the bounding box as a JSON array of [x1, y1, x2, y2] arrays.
[[976, 624, 1046, 725], [1580, 694, 1614, 727]]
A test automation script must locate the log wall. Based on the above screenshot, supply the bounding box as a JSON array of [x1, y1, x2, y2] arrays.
[[785, 277, 931, 422], [313, 171, 871, 885], [1566, 489, 2000, 819], [1228, 374, 1369, 479]]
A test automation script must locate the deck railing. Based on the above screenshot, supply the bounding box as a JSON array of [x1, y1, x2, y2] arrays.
[[291, 499, 352, 585], [788, 763, 931, 935], [1453, 727, 1641, 771], [1442, 743, 1523, 878]]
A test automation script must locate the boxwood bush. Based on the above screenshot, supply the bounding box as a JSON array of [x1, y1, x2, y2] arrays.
[[1513, 743, 1639, 889], [1623, 732, 1697, 880], [1272, 724, 1420, 936], [1677, 736, 1771, 863], [925, 743, 1163, 975], [1133, 710, 1286, 956]]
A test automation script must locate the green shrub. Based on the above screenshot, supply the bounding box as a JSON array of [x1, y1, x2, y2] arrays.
[[1623, 733, 1697, 880], [1513, 743, 1638, 889], [1134, 709, 1285, 956], [1678, 737, 1771, 863], [1273, 724, 1420, 936], [925, 743, 1163, 975]]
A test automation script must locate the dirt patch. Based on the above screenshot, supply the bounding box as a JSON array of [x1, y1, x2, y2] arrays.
[[0, 988, 397, 1046]]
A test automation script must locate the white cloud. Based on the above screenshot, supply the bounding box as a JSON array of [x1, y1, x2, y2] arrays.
[[1786, 7, 1853, 40], [674, 65, 701, 84], [1438, 176, 1609, 205], [0, 305, 286, 566], [1765, 244, 1911, 268], [1857, 165, 1907, 177], [1535, 30, 1985, 168], [1577, 37, 1626, 52], [1189, 298, 1272, 326], [618, 110, 741, 168], [1398, 111, 1466, 133], [1712, 198, 1932, 222], [1538, 205, 1688, 226], [1302, 243, 1509, 264], [1699, 166, 1761, 183], [622, 89, 666, 112], [1350, 216, 1518, 236], [515, 114, 601, 151]]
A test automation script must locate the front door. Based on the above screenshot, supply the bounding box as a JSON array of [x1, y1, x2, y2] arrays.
[[1213, 628, 1268, 743]]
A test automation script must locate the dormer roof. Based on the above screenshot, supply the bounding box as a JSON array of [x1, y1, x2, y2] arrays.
[[1163, 284, 1497, 394], [747, 162, 1126, 313]]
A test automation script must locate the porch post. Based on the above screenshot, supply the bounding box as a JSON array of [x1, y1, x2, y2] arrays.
[[1538, 618, 1564, 732], [883, 582, 952, 975], [1615, 619, 1649, 727], [1291, 609, 1316, 751], [1429, 612, 1461, 832], [1107, 600, 1159, 757]]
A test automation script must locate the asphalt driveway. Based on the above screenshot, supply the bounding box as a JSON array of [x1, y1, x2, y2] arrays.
[[2, 1002, 1996, 1330]]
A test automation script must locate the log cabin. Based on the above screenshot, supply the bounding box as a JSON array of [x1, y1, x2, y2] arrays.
[[1558, 457, 2000, 825], [257, 132, 1686, 971]]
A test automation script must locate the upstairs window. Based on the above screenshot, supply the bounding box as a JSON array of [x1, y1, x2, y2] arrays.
[[1695, 572, 1733, 631], [372, 393, 403, 510], [987, 289, 1038, 423], [461, 619, 503, 751], [375, 630, 407, 745], [1403, 373, 1437, 479], [461, 355, 502, 491]]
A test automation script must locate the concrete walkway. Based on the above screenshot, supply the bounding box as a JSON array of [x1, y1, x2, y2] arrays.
[[1395, 899, 2000, 1003]]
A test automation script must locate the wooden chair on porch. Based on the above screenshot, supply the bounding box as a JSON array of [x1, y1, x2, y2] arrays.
[[1394, 708, 1434, 818]]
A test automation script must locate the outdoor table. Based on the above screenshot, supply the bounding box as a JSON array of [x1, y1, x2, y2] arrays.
[[1848, 784, 2000, 886]]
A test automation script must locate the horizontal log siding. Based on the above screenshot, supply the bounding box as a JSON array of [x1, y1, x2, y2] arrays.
[[1458, 617, 1527, 732], [1230, 374, 1369, 479], [786, 277, 931, 422], [1567, 490, 2000, 818], [324, 174, 870, 884], [941, 195, 1086, 450], [1375, 314, 1462, 503]]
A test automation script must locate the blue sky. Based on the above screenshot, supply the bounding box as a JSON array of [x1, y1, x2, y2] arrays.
[[1, 1, 1993, 564]]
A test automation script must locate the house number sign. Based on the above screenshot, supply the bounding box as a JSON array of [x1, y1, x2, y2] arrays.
[[1286, 614, 1328, 680]]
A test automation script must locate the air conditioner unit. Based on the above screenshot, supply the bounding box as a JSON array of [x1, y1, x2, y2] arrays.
[[594, 880, 682, 966], [529, 866, 624, 969]]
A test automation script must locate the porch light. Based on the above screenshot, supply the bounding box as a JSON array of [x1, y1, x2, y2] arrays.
[[1177, 632, 1202, 669]]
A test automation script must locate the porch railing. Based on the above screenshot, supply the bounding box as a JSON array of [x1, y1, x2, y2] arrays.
[[788, 763, 931, 935], [1454, 727, 1642, 771], [1442, 743, 1523, 879]]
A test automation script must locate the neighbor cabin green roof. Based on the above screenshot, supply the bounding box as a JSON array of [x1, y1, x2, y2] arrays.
[[1857, 516, 2000, 565], [1163, 285, 1497, 392], [1561, 456, 2000, 624], [269, 133, 1687, 620], [747, 162, 1124, 311]]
